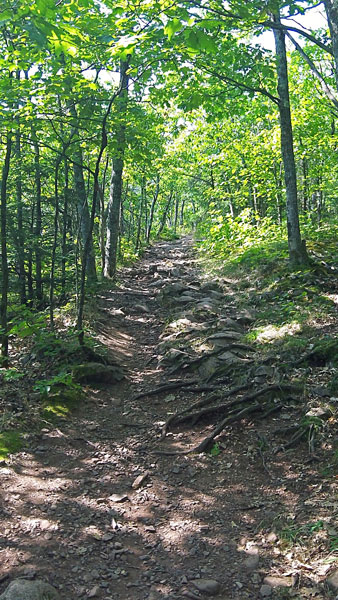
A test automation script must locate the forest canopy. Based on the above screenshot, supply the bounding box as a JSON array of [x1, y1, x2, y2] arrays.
[[0, 0, 338, 363]]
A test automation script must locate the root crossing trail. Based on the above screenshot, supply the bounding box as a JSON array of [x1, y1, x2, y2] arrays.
[[0, 237, 334, 600]]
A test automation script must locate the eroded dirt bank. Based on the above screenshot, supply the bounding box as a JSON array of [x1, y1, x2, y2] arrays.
[[0, 237, 336, 600]]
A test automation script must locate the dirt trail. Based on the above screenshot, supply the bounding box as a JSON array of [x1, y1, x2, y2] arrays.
[[0, 237, 335, 600]]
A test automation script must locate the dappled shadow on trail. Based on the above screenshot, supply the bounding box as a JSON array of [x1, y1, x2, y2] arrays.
[[0, 237, 336, 599]]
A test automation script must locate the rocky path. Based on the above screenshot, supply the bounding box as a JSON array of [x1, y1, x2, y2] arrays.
[[0, 237, 336, 600]]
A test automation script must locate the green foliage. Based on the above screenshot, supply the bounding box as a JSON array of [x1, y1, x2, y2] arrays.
[[9, 307, 47, 339], [209, 442, 221, 456], [197, 208, 286, 264], [2, 368, 25, 382], [0, 431, 23, 460]]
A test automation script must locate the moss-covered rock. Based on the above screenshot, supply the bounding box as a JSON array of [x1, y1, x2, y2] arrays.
[[72, 362, 125, 384], [0, 431, 23, 460], [310, 338, 338, 366]]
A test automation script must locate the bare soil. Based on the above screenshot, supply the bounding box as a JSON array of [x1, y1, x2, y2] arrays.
[[0, 236, 337, 600]]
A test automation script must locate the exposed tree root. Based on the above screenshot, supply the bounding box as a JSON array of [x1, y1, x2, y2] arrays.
[[155, 383, 303, 455], [160, 383, 250, 439]]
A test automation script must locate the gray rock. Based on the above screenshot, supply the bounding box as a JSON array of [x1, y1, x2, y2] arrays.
[[260, 584, 272, 597], [327, 569, 338, 592], [174, 296, 196, 303], [72, 362, 125, 384], [198, 356, 219, 380], [0, 580, 60, 600], [244, 548, 259, 570], [134, 303, 150, 313], [263, 576, 291, 588], [191, 579, 220, 596]]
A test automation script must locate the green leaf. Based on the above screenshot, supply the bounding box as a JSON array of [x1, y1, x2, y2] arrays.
[[164, 18, 182, 41], [0, 9, 12, 25]]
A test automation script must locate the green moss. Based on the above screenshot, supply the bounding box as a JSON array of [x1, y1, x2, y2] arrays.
[[0, 431, 23, 460], [310, 338, 338, 366], [41, 386, 83, 421]]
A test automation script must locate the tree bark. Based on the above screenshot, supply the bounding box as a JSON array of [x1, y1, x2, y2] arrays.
[[147, 174, 160, 242], [15, 119, 27, 305], [0, 132, 12, 366], [324, 0, 338, 91], [157, 190, 173, 237], [272, 10, 308, 266], [32, 128, 43, 304], [104, 59, 129, 278], [70, 105, 97, 282]]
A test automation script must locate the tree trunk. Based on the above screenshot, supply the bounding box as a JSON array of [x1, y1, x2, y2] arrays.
[[104, 59, 129, 278], [0, 132, 12, 366], [135, 177, 145, 251], [324, 0, 338, 91], [15, 120, 27, 305], [157, 190, 173, 237], [70, 105, 97, 282], [32, 129, 43, 304], [61, 159, 70, 303], [147, 174, 160, 242], [50, 158, 62, 329], [272, 10, 308, 266]]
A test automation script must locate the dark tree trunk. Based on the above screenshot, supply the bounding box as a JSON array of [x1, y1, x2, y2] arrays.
[[100, 157, 109, 273], [174, 193, 180, 234], [0, 132, 12, 366], [32, 129, 43, 304], [15, 121, 27, 305], [157, 190, 173, 237], [147, 174, 160, 242], [61, 159, 70, 302], [272, 10, 309, 266], [324, 0, 338, 91], [104, 59, 129, 278], [70, 105, 97, 282], [50, 158, 62, 329], [135, 177, 145, 251]]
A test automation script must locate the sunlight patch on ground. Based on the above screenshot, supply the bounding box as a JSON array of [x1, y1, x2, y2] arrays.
[[255, 322, 302, 343]]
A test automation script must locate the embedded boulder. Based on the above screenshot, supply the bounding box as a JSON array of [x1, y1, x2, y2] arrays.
[[0, 579, 60, 600], [72, 362, 125, 384]]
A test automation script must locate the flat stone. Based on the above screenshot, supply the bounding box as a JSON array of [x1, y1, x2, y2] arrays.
[[191, 578, 220, 595], [132, 471, 149, 490], [260, 584, 272, 597], [0, 579, 60, 600], [326, 569, 338, 592], [263, 576, 292, 588], [244, 550, 259, 570]]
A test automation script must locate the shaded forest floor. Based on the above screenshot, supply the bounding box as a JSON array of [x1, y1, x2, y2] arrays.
[[0, 236, 337, 600]]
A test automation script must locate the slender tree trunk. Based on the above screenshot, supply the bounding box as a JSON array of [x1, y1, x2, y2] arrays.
[[104, 59, 129, 278], [180, 197, 185, 226], [100, 157, 109, 273], [174, 193, 180, 234], [272, 10, 308, 266], [70, 105, 97, 282], [0, 132, 12, 366], [15, 120, 27, 305], [157, 190, 173, 237], [27, 204, 35, 306], [147, 174, 160, 242], [61, 159, 70, 302], [135, 177, 145, 251], [32, 129, 43, 304], [50, 158, 62, 329]]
